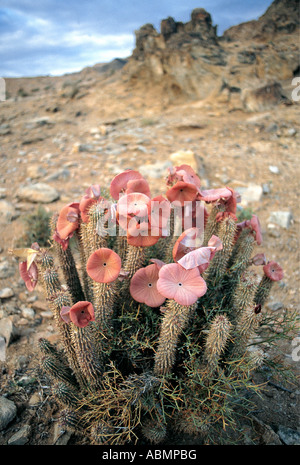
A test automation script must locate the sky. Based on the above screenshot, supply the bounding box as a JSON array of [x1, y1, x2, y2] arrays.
[[0, 0, 273, 78]]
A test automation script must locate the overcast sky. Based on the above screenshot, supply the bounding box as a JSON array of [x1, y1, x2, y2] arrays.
[[0, 0, 273, 78]]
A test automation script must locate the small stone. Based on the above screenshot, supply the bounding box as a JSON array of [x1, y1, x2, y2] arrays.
[[0, 200, 18, 223], [28, 392, 41, 407], [0, 318, 16, 346], [268, 211, 293, 229], [45, 168, 70, 182], [262, 183, 271, 194], [139, 160, 173, 179], [21, 307, 35, 320], [53, 423, 72, 445], [8, 424, 31, 445], [26, 165, 47, 179], [277, 426, 300, 445], [0, 336, 6, 362], [266, 301, 284, 311], [0, 287, 14, 299], [269, 165, 279, 174], [16, 183, 60, 203], [236, 184, 263, 206], [0, 396, 17, 430]]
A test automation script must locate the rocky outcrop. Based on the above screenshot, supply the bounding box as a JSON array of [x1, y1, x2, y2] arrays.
[[223, 0, 300, 41], [124, 1, 299, 104]]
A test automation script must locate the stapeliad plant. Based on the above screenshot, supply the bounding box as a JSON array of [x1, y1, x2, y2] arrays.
[[10, 164, 298, 445]]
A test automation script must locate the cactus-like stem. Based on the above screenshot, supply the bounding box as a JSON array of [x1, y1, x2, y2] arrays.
[[254, 275, 274, 307], [232, 304, 263, 357], [202, 314, 232, 375], [90, 421, 114, 445], [92, 281, 118, 330], [120, 245, 146, 298], [58, 408, 85, 431], [40, 354, 78, 387], [36, 253, 87, 388], [70, 323, 103, 389], [154, 300, 197, 376], [141, 419, 167, 444], [202, 205, 224, 247], [52, 381, 81, 408], [115, 226, 128, 263], [232, 270, 260, 317], [205, 216, 237, 283]]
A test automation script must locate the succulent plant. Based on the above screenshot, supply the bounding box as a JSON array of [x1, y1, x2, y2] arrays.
[[10, 162, 297, 445]]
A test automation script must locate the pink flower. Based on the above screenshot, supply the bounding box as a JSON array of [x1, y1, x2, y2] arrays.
[[166, 164, 201, 188], [125, 178, 151, 198], [166, 181, 198, 206], [86, 248, 122, 283], [56, 202, 80, 240], [130, 263, 166, 307], [251, 253, 267, 266], [110, 170, 144, 200], [157, 263, 207, 306], [177, 235, 222, 273], [198, 187, 232, 203], [172, 227, 203, 262], [60, 301, 95, 328], [19, 261, 38, 292], [263, 261, 284, 281], [53, 229, 72, 250]]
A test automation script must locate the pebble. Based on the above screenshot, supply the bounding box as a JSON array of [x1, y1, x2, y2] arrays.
[[0, 396, 17, 431], [26, 165, 47, 179], [21, 306, 35, 320], [0, 200, 18, 223], [0, 336, 6, 362], [8, 424, 31, 445], [269, 165, 280, 174], [236, 183, 263, 206], [268, 211, 293, 229], [0, 318, 16, 346], [16, 183, 60, 203], [0, 287, 14, 299], [138, 160, 173, 179], [277, 426, 300, 445]]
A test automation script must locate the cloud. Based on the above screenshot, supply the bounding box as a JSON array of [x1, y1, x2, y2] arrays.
[[0, 1, 273, 77]]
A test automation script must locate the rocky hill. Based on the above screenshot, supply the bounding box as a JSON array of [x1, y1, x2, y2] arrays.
[[123, 0, 299, 104]]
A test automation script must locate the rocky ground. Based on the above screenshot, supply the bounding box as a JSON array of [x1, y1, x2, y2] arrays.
[[0, 0, 299, 445]]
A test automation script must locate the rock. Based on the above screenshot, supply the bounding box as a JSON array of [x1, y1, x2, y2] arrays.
[[139, 160, 173, 179], [236, 184, 263, 206], [269, 165, 280, 174], [170, 150, 197, 170], [0, 200, 18, 223], [16, 183, 60, 203], [25, 117, 54, 128], [28, 392, 41, 407], [0, 260, 15, 279], [0, 396, 17, 430], [277, 426, 300, 445], [7, 425, 31, 445], [251, 416, 281, 445], [268, 211, 293, 229], [21, 306, 35, 320], [53, 423, 73, 445], [45, 168, 70, 182], [0, 187, 7, 199], [0, 318, 17, 346], [266, 301, 284, 311], [0, 287, 14, 299], [0, 336, 6, 362], [26, 165, 47, 179]]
